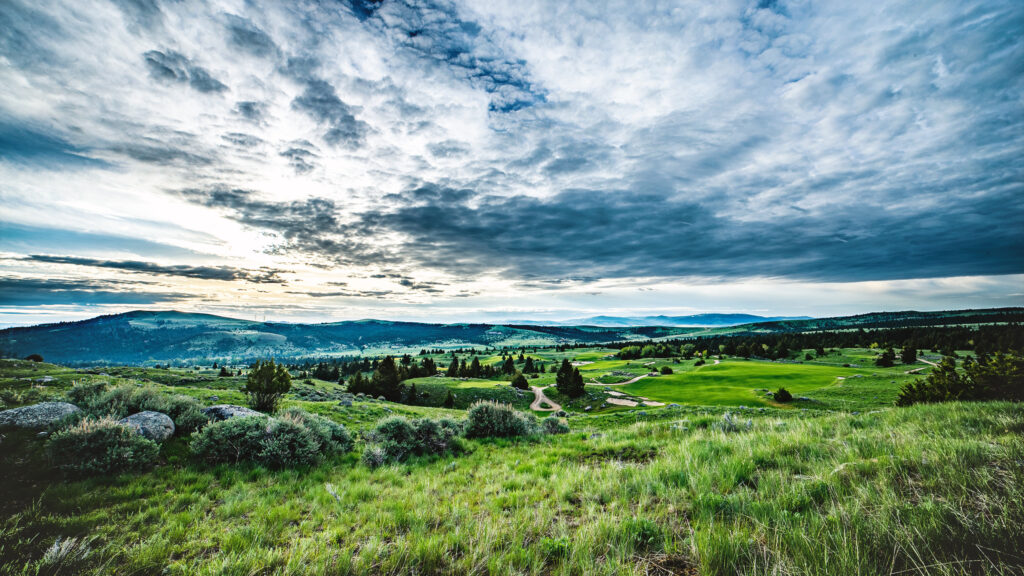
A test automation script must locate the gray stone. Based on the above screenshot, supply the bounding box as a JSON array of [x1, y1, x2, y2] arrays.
[[208, 395, 219, 402], [120, 411, 175, 442], [0, 402, 81, 429], [201, 404, 262, 421], [667, 403, 681, 409]]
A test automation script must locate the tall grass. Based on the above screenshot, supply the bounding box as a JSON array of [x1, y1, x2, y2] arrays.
[[1, 402, 1021, 575]]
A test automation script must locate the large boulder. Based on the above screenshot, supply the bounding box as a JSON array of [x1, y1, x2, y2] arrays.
[[0, 402, 80, 429], [202, 404, 261, 421], [120, 411, 175, 442]]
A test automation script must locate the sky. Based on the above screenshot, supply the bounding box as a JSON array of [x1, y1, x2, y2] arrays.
[[1, 0, 1022, 326]]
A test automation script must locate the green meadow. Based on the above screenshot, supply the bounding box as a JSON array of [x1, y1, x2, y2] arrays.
[[2, 349, 1022, 575]]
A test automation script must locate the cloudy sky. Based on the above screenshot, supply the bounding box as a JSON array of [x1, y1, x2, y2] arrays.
[[1, 0, 1022, 326]]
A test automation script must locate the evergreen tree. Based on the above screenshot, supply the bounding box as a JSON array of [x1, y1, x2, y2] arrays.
[[443, 390, 455, 408], [372, 356, 403, 401], [406, 382, 418, 405], [876, 347, 896, 367], [446, 356, 460, 377], [242, 359, 291, 413], [901, 347, 918, 364], [555, 359, 573, 396], [523, 357, 536, 373], [469, 356, 481, 378], [501, 356, 516, 375]]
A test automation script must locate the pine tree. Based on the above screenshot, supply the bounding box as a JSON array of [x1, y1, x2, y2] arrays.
[[555, 359, 573, 396], [501, 356, 516, 375], [446, 356, 460, 377], [372, 356, 403, 401], [469, 356, 481, 378], [443, 390, 455, 408], [406, 382, 418, 405], [523, 357, 536, 373]]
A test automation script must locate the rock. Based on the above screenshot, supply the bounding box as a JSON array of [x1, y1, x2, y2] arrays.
[[339, 398, 353, 407], [208, 395, 219, 402], [120, 411, 175, 442], [589, 433, 603, 439], [638, 411, 647, 416], [583, 405, 592, 412], [202, 404, 262, 421], [0, 402, 81, 429], [667, 403, 681, 409]]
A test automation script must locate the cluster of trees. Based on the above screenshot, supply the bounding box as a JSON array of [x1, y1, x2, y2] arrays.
[[897, 352, 1023, 405], [555, 359, 585, 398], [347, 356, 440, 402], [605, 324, 1023, 362]]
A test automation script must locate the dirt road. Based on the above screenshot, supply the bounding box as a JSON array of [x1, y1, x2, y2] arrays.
[[530, 386, 561, 411]]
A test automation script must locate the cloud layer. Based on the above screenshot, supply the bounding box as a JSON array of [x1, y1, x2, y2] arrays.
[[0, 0, 1022, 323]]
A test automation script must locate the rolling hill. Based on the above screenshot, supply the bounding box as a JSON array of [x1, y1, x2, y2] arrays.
[[1, 307, 1019, 365]]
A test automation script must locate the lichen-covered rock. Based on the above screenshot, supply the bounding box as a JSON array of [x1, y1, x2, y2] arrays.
[[120, 411, 175, 442], [0, 402, 80, 429], [202, 404, 261, 421]]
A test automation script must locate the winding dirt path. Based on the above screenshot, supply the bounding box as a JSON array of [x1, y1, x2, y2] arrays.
[[917, 358, 939, 367], [530, 386, 561, 412]]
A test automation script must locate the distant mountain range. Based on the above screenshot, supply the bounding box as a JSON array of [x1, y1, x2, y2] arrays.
[[1, 308, 1020, 365], [509, 313, 812, 327]]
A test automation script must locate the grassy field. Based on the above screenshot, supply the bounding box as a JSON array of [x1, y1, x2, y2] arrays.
[[2, 353, 1022, 575]]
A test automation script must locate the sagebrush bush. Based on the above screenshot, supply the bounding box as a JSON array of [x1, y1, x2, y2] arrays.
[[46, 416, 159, 475], [258, 417, 321, 468], [279, 408, 353, 453], [541, 416, 570, 434], [190, 409, 352, 468], [190, 415, 269, 464], [464, 401, 538, 439], [85, 386, 209, 433], [66, 381, 108, 406], [363, 416, 462, 467]]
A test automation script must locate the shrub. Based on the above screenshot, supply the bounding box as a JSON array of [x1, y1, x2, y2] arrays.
[[437, 417, 464, 437], [659, 366, 673, 375], [86, 386, 209, 433], [361, 445, 388, 469], [541, 416, 570, 435], [717, 412, 752, 433], [25, 354, 44, 362], [363, 416, 463, 467], [190, 415, 269, 464], [897, 352, 1024, 405], [46, 416, 159, 475], [510, 372, 530, 390], [774, 387, 793, 403], [66, 381, 108, 406], [464, 400, 538, 439], [279, 408, 353, 453], [258, 417, 321, 468], [190, 409, 351, 468], [242, 359, 291, 413]]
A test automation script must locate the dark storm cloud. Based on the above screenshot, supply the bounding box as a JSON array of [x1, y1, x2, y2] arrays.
[[354, 0, 545, 113], [143, 49, 227, 93], [234, 101, 266, 123], [0, 277, 191, 306], [24, 255, 288, 284], [345, 183, 1024, 283], [290, 79, 368, 148], [110, 0, 164, 30], [175, 187, 395, 267], [279, 146, 318, 174], [224, 14, 279, 57]]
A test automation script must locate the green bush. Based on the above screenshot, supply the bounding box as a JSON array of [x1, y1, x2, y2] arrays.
[[190, 415, 269, 464], [774, 387, 793, 403], [279, 408, 353, 453], [190, 409, 351, 468], [86, 386, 209, 433], [541, 416, 569, 435], [258, 418, 321, 468], [363, 416, 463, 467], [66, 381, 108, 406], [659, 366, 673, 375], [46, 416, 159, 475], [464, 401, 538, 439]]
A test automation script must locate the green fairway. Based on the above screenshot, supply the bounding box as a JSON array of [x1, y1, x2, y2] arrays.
[[620, 360, 911, 407]]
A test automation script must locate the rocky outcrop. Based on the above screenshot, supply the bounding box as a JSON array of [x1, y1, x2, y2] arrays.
[[202, 404, 261, 421], [120, 411, 175, 442], [0, 402, 81, 429]]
